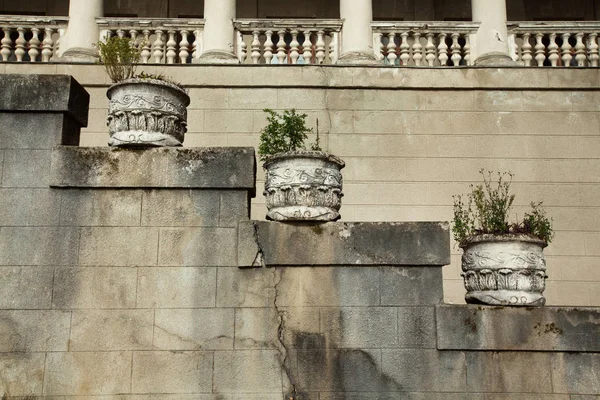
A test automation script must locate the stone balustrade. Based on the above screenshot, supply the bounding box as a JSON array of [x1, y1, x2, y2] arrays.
[[0, 16, 67, 62], [233, 19, 342, 64], [509, 21, 600, 67], [372, 22, 479, 66], [2, 16, 600, 68], [97, 18, 205, 64]]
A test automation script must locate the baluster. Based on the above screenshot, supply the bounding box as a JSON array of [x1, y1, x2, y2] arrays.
[[179, 30, 190, 64], [521, 33, 532, 66], [263, 30, 274, 64], [437, 33, 448, 66], [534, 33, 545, 66], [192, 28, 202, 59], [116, 29, 125, 38], [574, 32, 586, 67], [399, 32, 410, 65], [250, 30, 261, 64], [28, 27, 41, 62], [152, 29, 165, 63], [41, 27, 54, 62], [548, 33, 559, 66], [386, 33, 397, 65], [425, 32, 435, 66], [315, 30, 325, 64], [128, 30, 140, 62], [589, 33, 599, 67], [561, 33, 572, 67], [412, 32, 423, 66], [464, 34, 472, 65], [1, 27, 12, 62], [450, 32, 461, 66], [329, 31, 339, 64], [289, 30, 299, 64], [276, 30, 286, 64], [141, 30, 151, 63], [14, 27, 26, 62], [166, 30, 177, 64], [302, 30, 312, 64], [55, 28, 66, 58], [237, 30, 247, 63]]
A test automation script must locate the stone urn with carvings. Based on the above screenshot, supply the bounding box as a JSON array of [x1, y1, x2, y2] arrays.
[[107, 78, 190, 147], [263, 151, 345, 221], [460, 234, 548, 306]]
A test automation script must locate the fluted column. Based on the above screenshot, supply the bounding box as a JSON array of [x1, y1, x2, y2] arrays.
[[197, 0, 238, 63], [56, 0, 103, 62], [471, 0, 515, 66], [337, 0, 378, 64]]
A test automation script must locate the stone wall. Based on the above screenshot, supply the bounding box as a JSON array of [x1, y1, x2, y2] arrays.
[[0, 74, 599, 398], [11, 64, 596, 307]]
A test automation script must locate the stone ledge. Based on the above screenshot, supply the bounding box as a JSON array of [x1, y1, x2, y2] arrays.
[[5, 64, 598, 90], [0, 74, 89, 126], [436, 305, 600, 352], [50, 146, 256, 195], [238, 221, 450, 267]]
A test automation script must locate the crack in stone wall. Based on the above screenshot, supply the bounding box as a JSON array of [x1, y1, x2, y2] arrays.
[[251, 221, 265, 267], [272, 266, 297, 398]]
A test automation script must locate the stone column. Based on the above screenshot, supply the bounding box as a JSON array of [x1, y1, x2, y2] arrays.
[[57, 0, 103, 62], [197, 0, 238, 63], [471, 0, 515, 66], [337, 0, 378, 64]]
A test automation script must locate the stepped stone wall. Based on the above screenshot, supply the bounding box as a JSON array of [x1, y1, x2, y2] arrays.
[[0, 74, 598, 398], [3, 64, 597, 306]]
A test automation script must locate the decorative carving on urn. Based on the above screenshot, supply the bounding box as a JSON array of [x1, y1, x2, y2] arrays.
[[460, 234, 548, 306], [107, 78, 190, 147], [263, 151, 345, 221]]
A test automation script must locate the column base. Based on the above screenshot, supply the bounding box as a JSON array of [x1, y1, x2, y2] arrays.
[[53, 47, 99, 63], [474, 52, 516, 67], [194, 50, 240, 64], [336, 51, 380, 65]]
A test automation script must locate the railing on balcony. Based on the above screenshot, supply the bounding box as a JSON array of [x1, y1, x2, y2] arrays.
[[509, 22, 600, 67], [97, 18, 205, 64], [372, 22, 479, 67], [1, 16, 599, 68], [233, 19, 342, 64], [0, 16, 68, 62]]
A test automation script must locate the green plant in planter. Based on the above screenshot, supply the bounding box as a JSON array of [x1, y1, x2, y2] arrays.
[[258, 108, 344, 221], [97, 35, 190, 147], [258, 108, 321, 162], [452, 169, 554, 245], [96, 36, 141, 83], [96, 36, 185, 89]]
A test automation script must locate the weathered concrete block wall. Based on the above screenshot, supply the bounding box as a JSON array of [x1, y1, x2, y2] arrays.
[[0, 74, 599, 398], [17, 64, 594, 307], [2, 65, 598, 307]]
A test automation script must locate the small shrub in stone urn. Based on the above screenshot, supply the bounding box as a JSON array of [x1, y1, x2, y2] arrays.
[[258, 108, 345, 221], [453, 170, 554, 306], [97, 36, 190, 147]]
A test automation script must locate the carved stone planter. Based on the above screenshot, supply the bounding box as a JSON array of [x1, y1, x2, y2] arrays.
[[263, 151, 345, 221], [107, 78, 190, 147], [460, 234, 548, 306]]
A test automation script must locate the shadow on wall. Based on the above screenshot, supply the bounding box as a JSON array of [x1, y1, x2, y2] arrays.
[[287, 331, 402, 397]]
